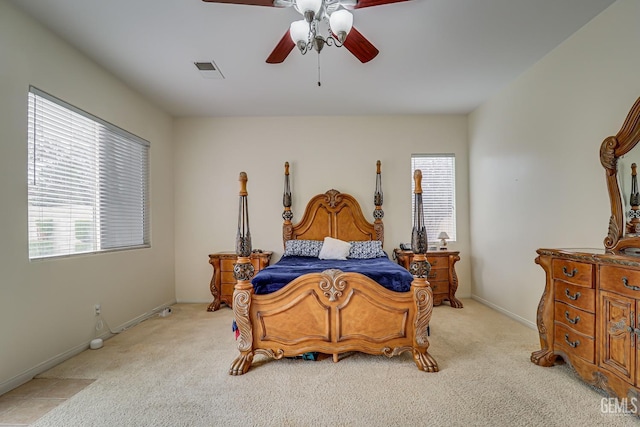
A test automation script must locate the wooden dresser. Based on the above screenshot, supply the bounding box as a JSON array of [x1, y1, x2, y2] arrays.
[[393, 249, 463, 308], [532, 248, 640, 405], [207, 251, 272, 311], [531, 96, 640, 412]]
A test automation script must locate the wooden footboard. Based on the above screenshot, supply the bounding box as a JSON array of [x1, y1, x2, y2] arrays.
[[230, 269, 438, 375]]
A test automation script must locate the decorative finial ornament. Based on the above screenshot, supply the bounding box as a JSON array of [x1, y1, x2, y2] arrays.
[[235, 172, 252, 259], [283, 162, 292, 219], [409, 170, 430, 278], [411, 170, 428, 255], [282, 162, 294, 243], [628, 163, 640, 234], [373, 160, 384, 220]]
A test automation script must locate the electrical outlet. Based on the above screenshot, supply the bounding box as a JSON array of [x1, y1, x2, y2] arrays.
[[94, 304, 101, 316]]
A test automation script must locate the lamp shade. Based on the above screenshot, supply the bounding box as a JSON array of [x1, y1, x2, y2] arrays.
[[329, 9, 353, 37], [290, 20, 310, 44], [437, 232, 450, 240], [296, 0, 322, 15]]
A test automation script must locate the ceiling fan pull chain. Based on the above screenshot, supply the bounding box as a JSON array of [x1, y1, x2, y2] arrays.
[[317, 52, 321, 87]]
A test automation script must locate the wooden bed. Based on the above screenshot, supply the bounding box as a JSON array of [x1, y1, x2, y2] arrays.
[[229, 162, 438, 375]]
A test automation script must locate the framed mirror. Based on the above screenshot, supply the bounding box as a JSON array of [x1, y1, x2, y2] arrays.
[[601, 96, 640, 253]]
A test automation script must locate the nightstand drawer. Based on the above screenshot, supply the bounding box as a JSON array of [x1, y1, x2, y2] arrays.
[[426, 269, 448, 282], [221, 283, 235, 298], [220, 259, 235, 272], [208, 251, 272, 311], [393, 248, 462, 308], [426, 255, 448, 269], [221, 271, 236, 284], [429, 280, 449, 295]]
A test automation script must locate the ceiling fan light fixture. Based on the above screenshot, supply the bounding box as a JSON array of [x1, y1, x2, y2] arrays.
[[295, 0, 322, 21], [329, 9, 353, 42], [290, 20, 310, 47]]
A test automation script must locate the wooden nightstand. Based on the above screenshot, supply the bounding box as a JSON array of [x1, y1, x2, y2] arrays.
[[207, 251, 272, 311], [393, 248, 463, 308]]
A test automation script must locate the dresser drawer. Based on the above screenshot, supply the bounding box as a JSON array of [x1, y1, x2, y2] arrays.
[[600, 265, 640, 297], [554, 301, 595, 337], [554, 281, 595, 313], [551, 259, 593, 288], [554, 322, 595, 363]]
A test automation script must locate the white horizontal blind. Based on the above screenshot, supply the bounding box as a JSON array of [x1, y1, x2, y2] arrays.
[[411, 154, 456, 244], [27, 87, 150, 259]]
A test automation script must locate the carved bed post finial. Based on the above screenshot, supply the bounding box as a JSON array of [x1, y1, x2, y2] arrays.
[[282, 162, 293, 244], [627, 163, 640, 234], [411, 170, 428, 256], [409, 169, 438, 372], [236, 172, 251, 257], [373, 160, 384, 243], [230, 172, 255, 376]]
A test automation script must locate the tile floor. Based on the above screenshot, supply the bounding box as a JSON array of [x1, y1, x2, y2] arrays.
[[0, 378, 94, 426]]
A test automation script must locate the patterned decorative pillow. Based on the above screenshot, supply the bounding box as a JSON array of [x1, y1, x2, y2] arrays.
[[283, 240, 323, 257], [348, 240, 386, 259]]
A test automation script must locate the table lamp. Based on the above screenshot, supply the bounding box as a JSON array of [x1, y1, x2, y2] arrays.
[[437, 232, 450, 250]]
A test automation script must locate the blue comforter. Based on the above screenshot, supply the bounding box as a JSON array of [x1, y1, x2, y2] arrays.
[[251, 255, 414, 295]]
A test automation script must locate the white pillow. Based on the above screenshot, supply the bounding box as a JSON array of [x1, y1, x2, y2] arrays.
[[318, 237, 351, 260]]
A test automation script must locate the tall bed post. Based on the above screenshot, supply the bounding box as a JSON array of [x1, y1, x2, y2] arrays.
[[409, 170, 439, 372], [229, 172, 255, 376], [373, 160, 384, 243], [282, 162, 293, 244]]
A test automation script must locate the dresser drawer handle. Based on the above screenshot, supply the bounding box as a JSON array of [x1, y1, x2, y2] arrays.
[[622, 277, 640, 291], [562, 267, 578, 278], [564, 289, 581, 301], [564, 311, 580, 325], [564, 334, 580, 348]]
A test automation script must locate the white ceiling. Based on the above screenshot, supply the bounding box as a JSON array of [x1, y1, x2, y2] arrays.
[[10, 0, 615, 117]]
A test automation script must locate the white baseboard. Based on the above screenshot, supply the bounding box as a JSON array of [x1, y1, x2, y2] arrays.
[[0, 299, 176, 396], [471, 295, 537, 330]]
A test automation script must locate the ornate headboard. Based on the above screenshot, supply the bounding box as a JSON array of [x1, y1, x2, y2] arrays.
[[282, 161, 385, 246]]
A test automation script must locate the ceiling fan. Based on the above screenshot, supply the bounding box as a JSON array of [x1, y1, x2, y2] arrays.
[[202, 0, 411, 64]]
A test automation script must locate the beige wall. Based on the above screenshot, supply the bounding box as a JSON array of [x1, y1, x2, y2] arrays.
[[0, 2, 175, 392], [173, 115, 471, 305], [468, 0, 639, 326]]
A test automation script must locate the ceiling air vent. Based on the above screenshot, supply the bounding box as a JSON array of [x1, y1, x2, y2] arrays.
[[194, 61, 224, 79]]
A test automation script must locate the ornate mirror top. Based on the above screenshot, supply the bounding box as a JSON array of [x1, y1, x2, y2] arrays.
[[601, 96, 640, 252]]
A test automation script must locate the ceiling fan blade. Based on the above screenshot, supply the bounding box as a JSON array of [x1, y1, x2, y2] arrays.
[[354, 0, 409, 8], [201, 0, 275, 6], [266, 30, 295, 63], [343, 27, 379, 63]]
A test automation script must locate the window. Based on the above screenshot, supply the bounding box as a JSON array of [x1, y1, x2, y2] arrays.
[[411, 154, 456, 244], [27, 87, 150, 259]]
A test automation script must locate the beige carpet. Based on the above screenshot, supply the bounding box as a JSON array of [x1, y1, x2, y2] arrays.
[[30, 300, 637, 426]]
